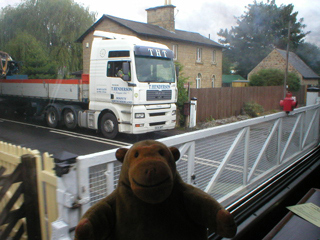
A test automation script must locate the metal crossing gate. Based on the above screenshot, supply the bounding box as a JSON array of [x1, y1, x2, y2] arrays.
[[52, 104, 320, 239]]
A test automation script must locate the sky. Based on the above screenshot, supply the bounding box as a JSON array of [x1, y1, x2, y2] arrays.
[[1, 0, 319, 47]]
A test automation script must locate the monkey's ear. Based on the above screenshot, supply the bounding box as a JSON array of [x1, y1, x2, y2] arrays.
[[115, 148, 128, 163], [169, 147, 180, 162]]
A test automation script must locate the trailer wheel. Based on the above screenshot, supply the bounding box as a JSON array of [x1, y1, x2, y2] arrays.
[[46, 107, 59, 128], [63, 108, 77, 129], [100, 113, 118, 139]]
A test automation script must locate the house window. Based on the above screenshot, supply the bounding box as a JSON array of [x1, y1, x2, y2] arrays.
[[211, 75, 216, 88], [196, 73, 202, 88], [212, 50, 216, 64], [196, 48, 202, 63], [172, 44, 178, 60]]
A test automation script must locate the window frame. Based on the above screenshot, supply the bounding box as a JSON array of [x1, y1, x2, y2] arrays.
[[107, 60, 130, 78], [211, 74, 216, 88], [196, 73, 202, 88], [172, 44, 178, 61], [212, 50, 216, 64], [196, 48, 202, 63]]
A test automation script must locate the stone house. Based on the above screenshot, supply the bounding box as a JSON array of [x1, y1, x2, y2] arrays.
[[248, 48, 320, 86], [76, 3, 224, 88]]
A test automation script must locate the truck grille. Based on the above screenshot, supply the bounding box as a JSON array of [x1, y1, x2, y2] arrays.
[[149, 112, 165, 117], [150, 121, 166, 126], [147, 90, 172, 101]]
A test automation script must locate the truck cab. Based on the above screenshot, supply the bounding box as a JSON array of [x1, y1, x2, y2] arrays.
[[80, 31, 177, 138]]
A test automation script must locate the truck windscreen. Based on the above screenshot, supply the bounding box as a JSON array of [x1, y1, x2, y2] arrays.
[[135, 56, 175, 83]]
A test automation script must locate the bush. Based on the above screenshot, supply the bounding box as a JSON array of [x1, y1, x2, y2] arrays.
[[286, 72, 301, 92], [243, 102, 264, 117], [175, 62, 189, 126], [249, 68, 301, 92]]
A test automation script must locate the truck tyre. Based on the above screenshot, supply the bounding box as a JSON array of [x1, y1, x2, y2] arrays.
[[100, 113, 118, 139], [46, 107, 59, 128], [63, 108, 78, 129]]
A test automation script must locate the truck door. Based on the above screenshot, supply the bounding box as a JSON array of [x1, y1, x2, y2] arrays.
[[107, 60, 133, 104]]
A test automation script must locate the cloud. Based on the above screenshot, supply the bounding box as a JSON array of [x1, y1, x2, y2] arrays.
[[174, 0, 319, 47], [175, 1, 243, 42], [297, 7, 320, 46]]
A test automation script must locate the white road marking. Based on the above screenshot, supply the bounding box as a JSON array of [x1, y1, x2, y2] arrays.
[[0, 118, 130, 147], [49, 130, 129, 148]]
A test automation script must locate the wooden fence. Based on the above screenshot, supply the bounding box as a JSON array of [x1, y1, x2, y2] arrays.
[[190, 85, 307, 122], [0, 141, 58, 240], [0, 155, 41, 240]]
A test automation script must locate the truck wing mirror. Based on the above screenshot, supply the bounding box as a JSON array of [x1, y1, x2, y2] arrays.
[[122, 62, 131, 81]]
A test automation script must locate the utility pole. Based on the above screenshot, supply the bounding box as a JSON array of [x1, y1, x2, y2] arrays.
[[284, 21, 291, 98]]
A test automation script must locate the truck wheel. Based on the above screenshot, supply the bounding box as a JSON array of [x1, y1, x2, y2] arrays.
[[63, 108, 77, 129], [46, 107, 59, 128], [100, 113, 118, 139]]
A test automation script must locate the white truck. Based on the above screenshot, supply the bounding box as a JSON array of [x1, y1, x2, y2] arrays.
[[0, 31, 177, 138]]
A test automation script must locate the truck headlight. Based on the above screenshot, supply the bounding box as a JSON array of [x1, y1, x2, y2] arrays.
[[172, 110, 176, 115], [135, 113, 145, 118]]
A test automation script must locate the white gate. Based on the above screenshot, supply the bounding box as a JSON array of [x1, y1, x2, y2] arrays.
[[51, 104, 320, 239]]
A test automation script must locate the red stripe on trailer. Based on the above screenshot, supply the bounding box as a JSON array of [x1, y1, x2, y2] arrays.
[[0, 79, 85, 84], [81, 74, 89, 84]]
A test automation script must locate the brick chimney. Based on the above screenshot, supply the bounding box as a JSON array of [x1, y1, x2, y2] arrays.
[[146, 3, 176, 32]]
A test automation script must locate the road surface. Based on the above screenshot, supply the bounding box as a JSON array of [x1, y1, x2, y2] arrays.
[[0, 112, 183, 156]]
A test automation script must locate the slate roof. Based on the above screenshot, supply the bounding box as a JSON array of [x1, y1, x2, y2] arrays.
[[276, 49, 320, 79], [77, 15, 223, 48]]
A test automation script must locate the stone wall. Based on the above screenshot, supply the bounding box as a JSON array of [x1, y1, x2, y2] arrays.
[[248, 49, 303, 83]]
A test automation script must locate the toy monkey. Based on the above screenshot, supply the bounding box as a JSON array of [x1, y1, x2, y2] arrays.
[[75, 140, 237, 239]]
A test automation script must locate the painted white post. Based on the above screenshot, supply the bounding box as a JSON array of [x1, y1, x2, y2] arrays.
[[189, 98, 197, 128]]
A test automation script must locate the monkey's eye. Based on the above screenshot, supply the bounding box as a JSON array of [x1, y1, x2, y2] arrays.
[[158, 149, 165, 156], [134, 151, 139, 158]]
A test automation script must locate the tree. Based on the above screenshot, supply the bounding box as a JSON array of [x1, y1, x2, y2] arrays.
[[0, 0, 96, 77], [249, 68, 300, 92], [222, 52, 232, 74], [218, 0, 309, 77], [296, 42, 320, 77], [6, 31, 56, 78]]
